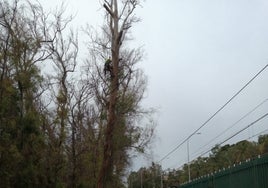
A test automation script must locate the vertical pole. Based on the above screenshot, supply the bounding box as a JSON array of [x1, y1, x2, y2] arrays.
[[187, 139, 191, 182], [141, 169, 143, 188], [160, 166, 163, 188], [153, 170, 155, 188]]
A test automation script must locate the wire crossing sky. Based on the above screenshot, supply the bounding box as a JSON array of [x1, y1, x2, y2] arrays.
[[198, 112, 268, 158], [159, 64, 268, 163], [192, 98, 268, 157]]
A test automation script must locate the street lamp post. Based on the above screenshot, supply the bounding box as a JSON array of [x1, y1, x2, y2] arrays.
[[187, 139, 191, 182], [160, 164, 163, 188], [187, 133, 201, 182]]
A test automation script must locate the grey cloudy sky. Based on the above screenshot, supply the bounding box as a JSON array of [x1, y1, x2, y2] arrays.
[[42, 0, 268, 170]]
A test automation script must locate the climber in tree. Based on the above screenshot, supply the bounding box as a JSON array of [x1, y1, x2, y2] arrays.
[[104, 57, 113, 76]]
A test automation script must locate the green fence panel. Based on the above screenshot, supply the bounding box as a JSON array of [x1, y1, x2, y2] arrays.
[[254, 155, 268, 188], [180, 154, 268, 188]]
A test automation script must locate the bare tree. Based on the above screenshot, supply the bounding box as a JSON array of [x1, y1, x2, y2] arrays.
[[46, 12, 80, 185], [84, 0, 155, 187], [0, 0, 154, 186]]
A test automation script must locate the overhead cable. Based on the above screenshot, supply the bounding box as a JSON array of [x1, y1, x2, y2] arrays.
[[192, 98, 268, 157], [159, 63, 268, 163], [197, 112, 268, 158]]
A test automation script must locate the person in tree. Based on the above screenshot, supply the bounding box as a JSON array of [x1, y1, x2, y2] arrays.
[[104, 57, 112, 76]]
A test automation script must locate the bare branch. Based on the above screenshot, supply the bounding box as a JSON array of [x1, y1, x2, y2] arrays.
[[103, 3, 114, 17]]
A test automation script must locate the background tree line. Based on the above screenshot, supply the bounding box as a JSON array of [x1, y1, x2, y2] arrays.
[[128, 134, 268, 188], [0, 0, 154, 187]]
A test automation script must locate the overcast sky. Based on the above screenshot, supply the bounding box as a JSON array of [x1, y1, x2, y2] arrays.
[[42, 0, 268, 171]]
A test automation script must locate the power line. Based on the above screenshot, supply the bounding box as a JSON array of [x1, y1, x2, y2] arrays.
[[248, 127, 268, 140], [192, 98, 268, 157], [159, 63, 268, 163], [176, 116, 268, 170], [197, 112, 268, 158]]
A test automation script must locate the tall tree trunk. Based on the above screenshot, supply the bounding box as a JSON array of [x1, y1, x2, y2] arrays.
[[97, 0, 120, 187]]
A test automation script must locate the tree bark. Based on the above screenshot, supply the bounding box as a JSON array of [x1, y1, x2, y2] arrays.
[[97, 0, 120, 187]]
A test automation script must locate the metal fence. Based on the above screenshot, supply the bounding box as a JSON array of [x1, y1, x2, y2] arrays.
[[180, 154, 268, 188]]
